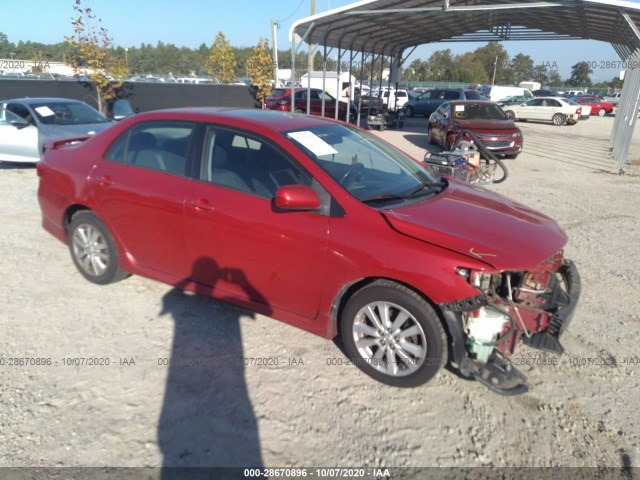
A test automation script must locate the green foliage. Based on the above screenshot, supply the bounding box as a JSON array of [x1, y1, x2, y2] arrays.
[[568, 61, 593, 87], [1, 28, 605, 90], [246, 38, 274, 106], [65, 0, 128, 113], [207, 32, 236, 83], [510, 53, 535, 84]]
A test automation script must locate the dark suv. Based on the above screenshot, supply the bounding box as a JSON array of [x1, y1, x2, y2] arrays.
[[403, 89, 484, 117]]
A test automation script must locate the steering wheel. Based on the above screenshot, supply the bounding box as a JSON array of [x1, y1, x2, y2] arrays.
[[340, 162, 365, 187]]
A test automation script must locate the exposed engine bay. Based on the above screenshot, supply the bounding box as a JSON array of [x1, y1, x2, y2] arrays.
[[441, 252, 581, 395]]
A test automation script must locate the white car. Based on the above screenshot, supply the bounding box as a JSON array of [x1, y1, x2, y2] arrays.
[[502, 97, 591, 126], [603, 92, 621, 106], [0, 98, 113, 163]]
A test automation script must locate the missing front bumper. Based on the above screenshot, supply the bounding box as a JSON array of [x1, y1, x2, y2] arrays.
[[523, 260, 581, 354]]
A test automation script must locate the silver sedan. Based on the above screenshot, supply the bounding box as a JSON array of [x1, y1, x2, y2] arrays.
[[0, 97, 113, 163]]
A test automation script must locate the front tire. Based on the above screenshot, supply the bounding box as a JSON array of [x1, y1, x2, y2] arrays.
[[505, 110, 516, 120], [598, 108, 606, 116], [68, 211, 128, 285], [427, 126, 437, 145], [340, 280, 447, 387], [404, 106, 414, 118]]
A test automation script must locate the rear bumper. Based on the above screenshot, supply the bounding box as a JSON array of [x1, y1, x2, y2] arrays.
[[523, 260, 581, 354]]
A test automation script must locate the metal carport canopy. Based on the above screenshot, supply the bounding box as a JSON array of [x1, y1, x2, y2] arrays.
[[290, 0, 640, 59], [290, 0, 640, 173]]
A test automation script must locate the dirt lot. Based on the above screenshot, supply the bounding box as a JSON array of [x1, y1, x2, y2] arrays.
[[1, 114, 639, 474]]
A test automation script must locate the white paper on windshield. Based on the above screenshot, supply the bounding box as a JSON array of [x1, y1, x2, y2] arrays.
[[454, 105, 465, 112], [287, 131, 338, 156], [35, 106, 55, 117]]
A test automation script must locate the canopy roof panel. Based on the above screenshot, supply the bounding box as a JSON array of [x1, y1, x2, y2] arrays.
[[290, 0, 640, 58]]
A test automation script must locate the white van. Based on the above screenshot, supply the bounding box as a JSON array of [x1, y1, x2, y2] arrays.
[[485, 86, 533, 102]]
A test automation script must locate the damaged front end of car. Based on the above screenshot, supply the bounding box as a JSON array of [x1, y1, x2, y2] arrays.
[[440, 251, 581, 395]]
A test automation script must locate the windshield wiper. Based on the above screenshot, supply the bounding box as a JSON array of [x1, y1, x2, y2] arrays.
[[404, 177, 447, 197], [361, 177, 447, 204]]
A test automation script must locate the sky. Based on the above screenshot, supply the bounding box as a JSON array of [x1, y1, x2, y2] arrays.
[[0, 0, 634, 82]]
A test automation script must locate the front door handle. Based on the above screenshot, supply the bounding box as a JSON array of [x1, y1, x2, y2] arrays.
[[189, 198, 215, 211], [95, 175, 114, 186]]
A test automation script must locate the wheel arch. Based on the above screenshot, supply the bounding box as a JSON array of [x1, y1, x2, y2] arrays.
[[63, 204, 93, 237], [330, 276, 448, 340], [63, 205, 133, 273]]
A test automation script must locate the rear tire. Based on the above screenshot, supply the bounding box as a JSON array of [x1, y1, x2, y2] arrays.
[[340, 280, 447, 388], [505, 110, 516, 120], [552, 113, 566, 126], [68, 211, 129, 285]]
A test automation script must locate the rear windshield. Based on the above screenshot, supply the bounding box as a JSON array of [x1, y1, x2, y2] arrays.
[[270, 89, 288, 98]]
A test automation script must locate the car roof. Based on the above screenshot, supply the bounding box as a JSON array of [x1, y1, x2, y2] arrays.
[[122, 107, 337, 132]]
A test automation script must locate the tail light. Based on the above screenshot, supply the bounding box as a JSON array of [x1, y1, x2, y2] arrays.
[[576, 107, 582, 115]]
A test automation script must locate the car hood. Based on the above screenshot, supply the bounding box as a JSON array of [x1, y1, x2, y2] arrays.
[[39, 122, 113, 139], [382, 181, 567, 271], [454, 119, 517, 131]]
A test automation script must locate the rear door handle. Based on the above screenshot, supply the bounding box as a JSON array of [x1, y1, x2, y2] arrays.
[[189, 198, 215, 211], [95, 175, 114, 186]]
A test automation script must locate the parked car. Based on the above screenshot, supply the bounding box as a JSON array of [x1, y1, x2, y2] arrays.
[[570, 96, 614, 116], [37, 108, 580, 393], [403, 89, 484, 117], [265, 87, 357, 123], [603, 92, 621, 106], [532, 89, 557, 97], [428, 101, 523, 159], [503, 97, 590, 125], [0, 97, 113, 163], [496, 95, 532, 107]]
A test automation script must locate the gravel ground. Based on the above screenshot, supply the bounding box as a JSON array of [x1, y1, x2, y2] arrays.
[[1, 114, 639, 475]]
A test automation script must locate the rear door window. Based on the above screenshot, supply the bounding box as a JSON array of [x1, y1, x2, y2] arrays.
[[104, 121, 196, 176]]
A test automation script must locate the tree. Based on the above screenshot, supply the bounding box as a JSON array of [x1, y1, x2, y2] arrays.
[[567, 61, 592, 87], [472, 42, 511, 84], [246, 38, 273, 107], [65, 0, 128, 114], [207, 32, 236, 83], [510, 53, 534, 84]]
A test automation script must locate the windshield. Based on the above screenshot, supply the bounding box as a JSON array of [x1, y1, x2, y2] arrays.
[[285, 123, 441, 205], [452, 103, 508, 120], [30, 101, 110, 125]]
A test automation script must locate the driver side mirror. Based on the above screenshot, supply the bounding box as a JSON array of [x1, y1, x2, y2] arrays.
[[10, 119, 30, 129]]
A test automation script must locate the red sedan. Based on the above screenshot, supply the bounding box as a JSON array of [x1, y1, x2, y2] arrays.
[[573, 96, 615, 116], [37, 108, 580, 393], [428, 101, 523, 159], [265, 87, 357, 123]]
